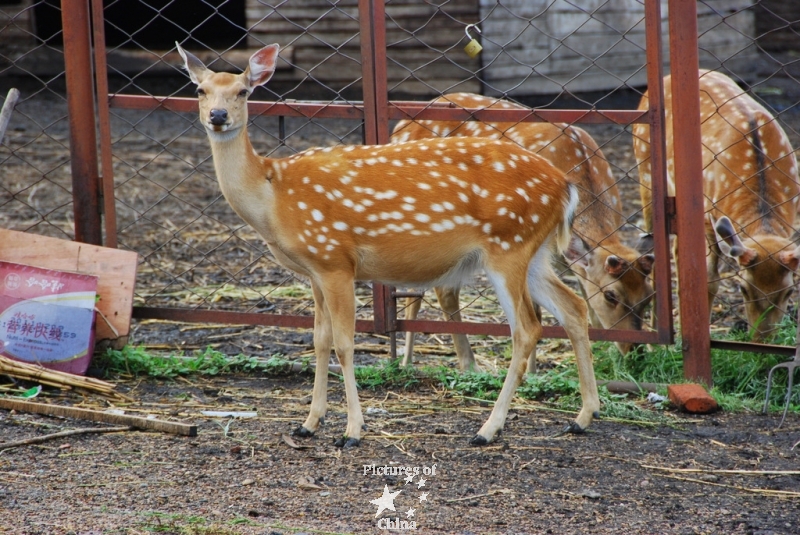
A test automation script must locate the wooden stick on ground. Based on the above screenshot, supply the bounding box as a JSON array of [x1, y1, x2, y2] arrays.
[[0, 426, 131, 451], [0, 398, 197, 437]]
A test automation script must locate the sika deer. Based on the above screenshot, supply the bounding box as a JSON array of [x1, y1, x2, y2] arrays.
[[393, 93, 654, 367], [177, 44, 599, 446], [634, 70, 800, 340]]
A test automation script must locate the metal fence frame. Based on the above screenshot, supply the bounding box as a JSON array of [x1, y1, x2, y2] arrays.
[[54, 0, 729, 382]]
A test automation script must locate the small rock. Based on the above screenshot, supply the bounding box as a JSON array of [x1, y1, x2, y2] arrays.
[[319, 491, 330, 497], [242, 478, 255, 486]]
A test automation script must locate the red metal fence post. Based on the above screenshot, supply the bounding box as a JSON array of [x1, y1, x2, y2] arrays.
[[667, 0, 712, 384], [359, 0, 394, 336], [62, 0, 103, 245], [644, 0, 674, 346]]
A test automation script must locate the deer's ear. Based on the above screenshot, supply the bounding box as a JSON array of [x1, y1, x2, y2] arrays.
[[246, 44, 280, 88], [714, 215, 756, 264], [176, 42, 208, 85], [636, 253, 655, 276], [778, 245, 800, 272], [564, 234, 591, 269]]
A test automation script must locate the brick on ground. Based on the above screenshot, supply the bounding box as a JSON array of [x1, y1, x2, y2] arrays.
[[667, 383, 719, 413]]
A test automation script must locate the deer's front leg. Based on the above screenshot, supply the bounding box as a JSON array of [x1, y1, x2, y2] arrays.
[[294, 281, 333, 438], [318, 273, 365, 448], [472, 267, 540, 445]]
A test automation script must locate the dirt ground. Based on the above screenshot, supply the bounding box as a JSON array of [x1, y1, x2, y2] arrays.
[[0, 371, 799, 535]]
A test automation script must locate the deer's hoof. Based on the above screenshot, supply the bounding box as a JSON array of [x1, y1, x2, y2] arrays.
[[564, 422, 586, 435], [593, 411, 601, 419], [469, 434, 490, 447], [292, 426, 315, 438], [334, 436, 360, 448]]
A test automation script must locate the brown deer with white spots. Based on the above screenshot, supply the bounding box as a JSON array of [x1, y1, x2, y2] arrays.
[[177, 44, 599, 446], [634, 70, 800, 340], [393, 93, 654, 367]]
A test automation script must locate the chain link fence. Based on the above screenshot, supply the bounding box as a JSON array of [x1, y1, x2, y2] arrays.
[[1, 0, 799, 364]]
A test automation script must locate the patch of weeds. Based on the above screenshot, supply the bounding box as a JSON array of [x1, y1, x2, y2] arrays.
[[436, 368, 506, 401], [97, 345, 294, 379], [353, 358, 420, 390]]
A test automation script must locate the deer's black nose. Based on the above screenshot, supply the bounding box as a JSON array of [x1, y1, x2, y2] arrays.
[[209, 109, 228, 125]]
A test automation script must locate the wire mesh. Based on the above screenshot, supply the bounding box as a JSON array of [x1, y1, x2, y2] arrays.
[[1, 0, 799, 359]]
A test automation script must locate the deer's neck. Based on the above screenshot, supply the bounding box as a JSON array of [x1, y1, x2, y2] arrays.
[[206, 127, 278, 240]]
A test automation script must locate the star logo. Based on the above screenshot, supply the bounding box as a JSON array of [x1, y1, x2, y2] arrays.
[[419, 491, 429, 503], [370, 485, 402, 517], [406, 507, 416, 518], [417, 477, 427, 489], [404, 473, 415, 484]]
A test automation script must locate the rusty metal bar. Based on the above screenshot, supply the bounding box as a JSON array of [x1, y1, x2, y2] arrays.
[[109, 94, 365, 119], [133, 306, 372, 333], [91, 0, 117, 248], [389, 104, 647, 125], [644, 0, 674, 345], [710, 339, 795, 358], [62, 0, 102, 245], [668, 0, 712, 384]]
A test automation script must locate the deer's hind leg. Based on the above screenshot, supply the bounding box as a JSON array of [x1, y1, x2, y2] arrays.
[[528, 254, 600, 431]]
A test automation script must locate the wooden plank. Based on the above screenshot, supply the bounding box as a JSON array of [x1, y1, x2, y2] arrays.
[[0, 398, 197, 437], [0, 229, 137, 345]]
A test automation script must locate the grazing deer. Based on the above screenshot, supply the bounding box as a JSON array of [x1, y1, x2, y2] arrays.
[[177, 44, 599, 446], [393, 93, 654, 367], [634, 70, 800, 340]]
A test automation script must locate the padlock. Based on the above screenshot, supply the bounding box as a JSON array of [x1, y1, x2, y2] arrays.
[[464, 39, 483, 58], [464, 24, 482, 58]]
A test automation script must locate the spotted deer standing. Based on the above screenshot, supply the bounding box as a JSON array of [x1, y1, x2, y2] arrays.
[[634, 70, 800, 340], [177, 44, 599, 446], [392, 93, 654, 368]]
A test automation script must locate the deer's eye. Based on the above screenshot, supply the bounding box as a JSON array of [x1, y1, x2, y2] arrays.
[[196, 88, 206, 97], [603, 290, 619, 307], [238, 89, 249, 98]]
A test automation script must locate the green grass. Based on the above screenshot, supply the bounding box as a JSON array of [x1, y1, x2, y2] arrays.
[[97, 345, 295, 379], [96, 315, 799, 421]]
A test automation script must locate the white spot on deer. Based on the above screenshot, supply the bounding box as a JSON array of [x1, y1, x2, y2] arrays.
[[431, 220, 455, 232], [541, 194, 550, 205], [332, 221, 348, 231], [354, 204, 366, 213], [515, 188, 530, 202], [458, 162, 469, 172], [316, 234, 327, 243], [442, 156, 453, 164], [497, 206, 508, 216], [375, 190, 398, 200], [417, 183, 432, 190], [302, 177, 311, 184], [401, 203, 415, 211], [406, 158, 418, 165], [415, 213, 431, 223], [430, 171, 441, 178], [307, 245, 318, 254], [354, 226, 365, 234], [482, 223, 492, 234], [493, 162, 505, 173], [298, 201, 308, 210], [532, 214, 540, 223], [473, 155, 484, 165], [458, 192, 469, 203], [431, 203, 445, 212]]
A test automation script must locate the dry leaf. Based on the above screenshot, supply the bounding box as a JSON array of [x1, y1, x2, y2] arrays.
[[297, 475, 323, 491], [282, 433, 312, 450]]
